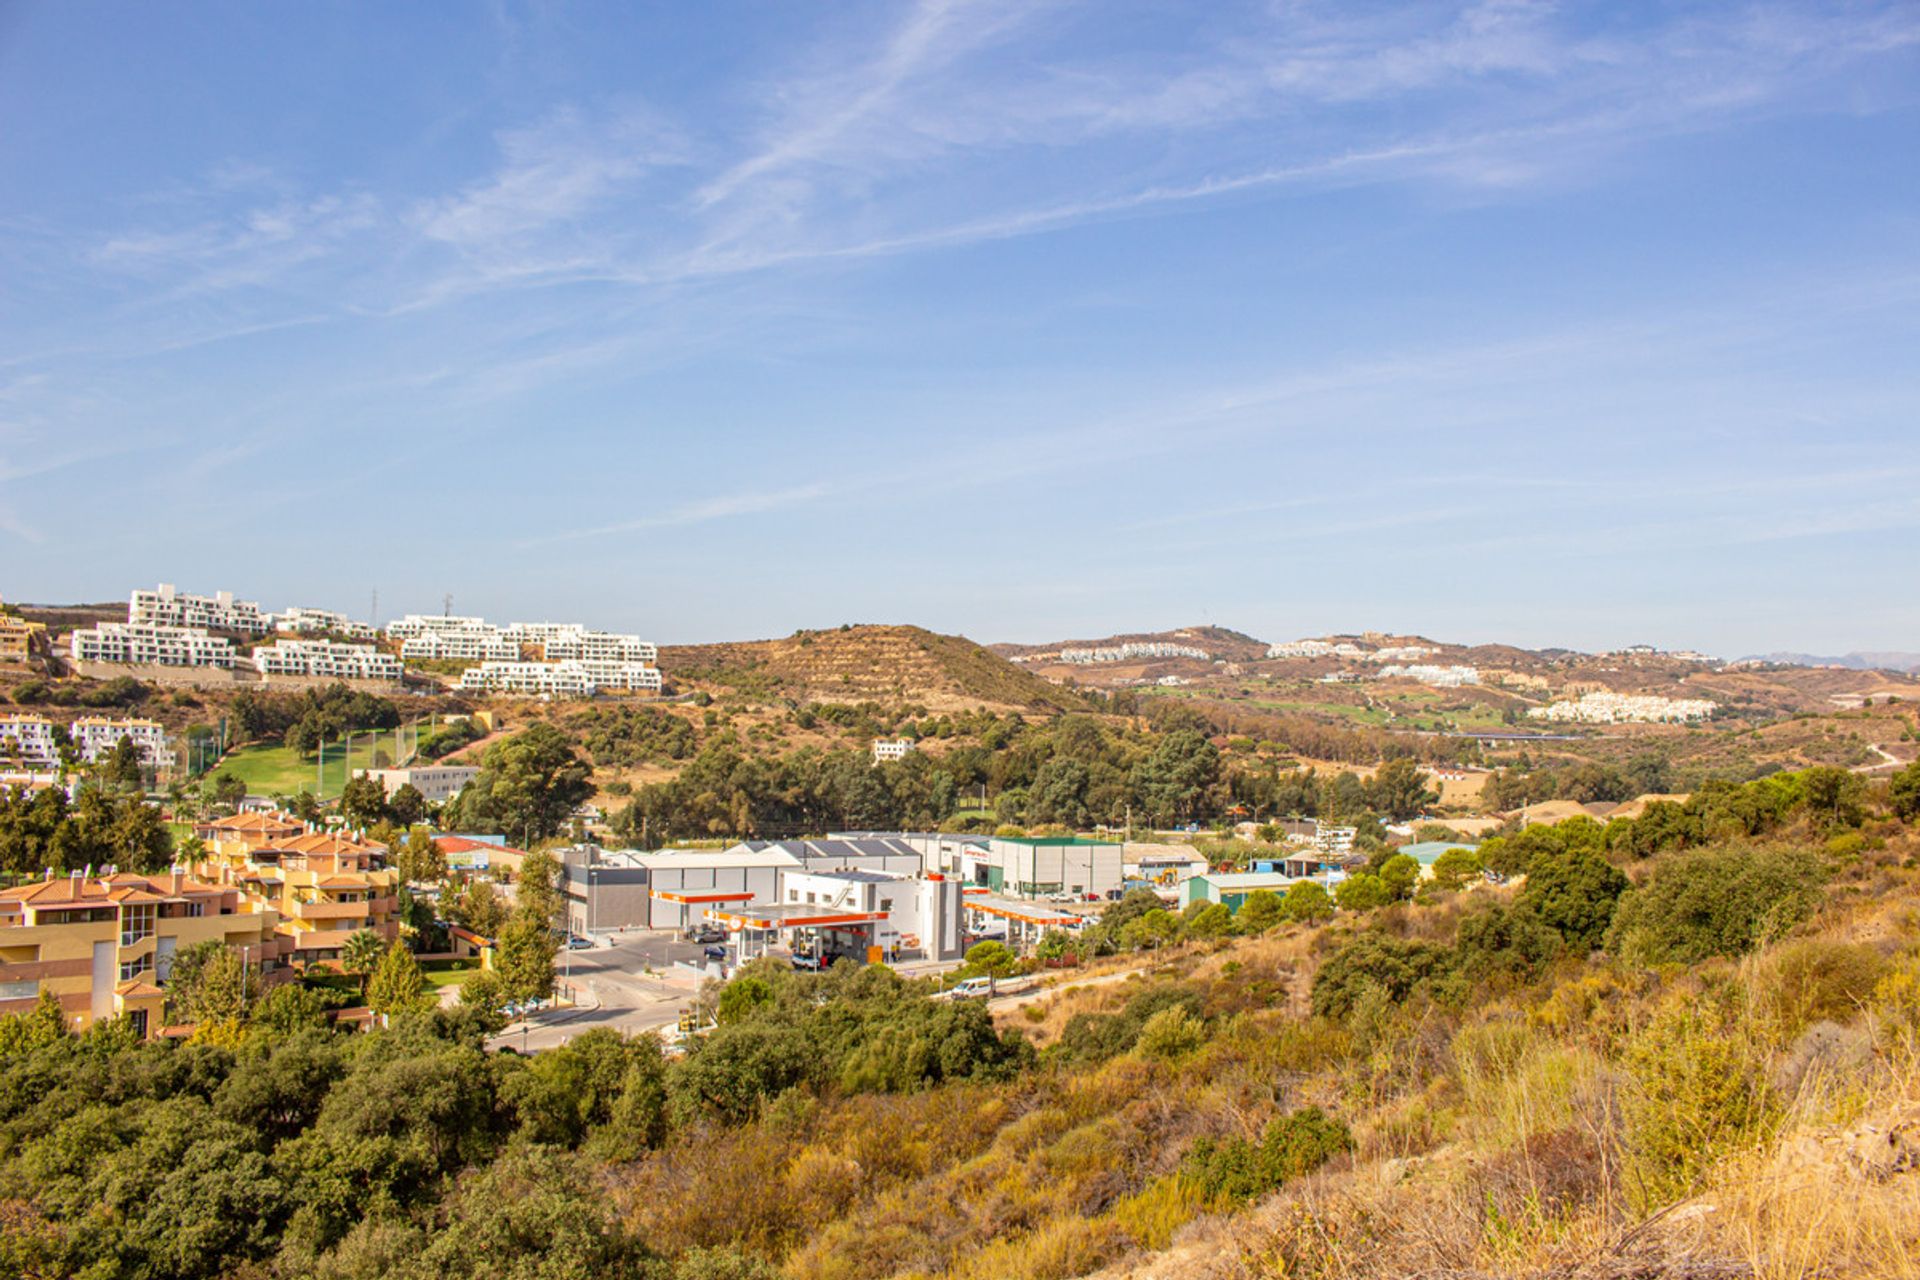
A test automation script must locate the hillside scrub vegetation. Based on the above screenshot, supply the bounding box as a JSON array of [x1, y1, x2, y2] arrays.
[[2, 764, 1919, 1278]]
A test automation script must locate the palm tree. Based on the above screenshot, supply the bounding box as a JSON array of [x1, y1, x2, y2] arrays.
[[339, 928, 384, 997]]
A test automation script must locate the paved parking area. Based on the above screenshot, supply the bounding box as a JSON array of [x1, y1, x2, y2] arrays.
[[488, 930, 716, 1053]]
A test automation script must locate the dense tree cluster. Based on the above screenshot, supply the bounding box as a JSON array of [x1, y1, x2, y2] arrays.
[[0, 953, 1031, 1279], [0, 784, 174, 875], [442, 725, 594, 847], [228, 683, 402, 749]]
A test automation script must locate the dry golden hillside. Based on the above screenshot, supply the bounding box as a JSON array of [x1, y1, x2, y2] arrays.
[[659, 624, 1090, 713]]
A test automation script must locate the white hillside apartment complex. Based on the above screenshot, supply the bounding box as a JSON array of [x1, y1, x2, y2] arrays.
[[270, 606, 376, 640], [1058, 642, 1209, 664], [1529, 691, 1717, 724], [71, 622, 237, 668], [0, 715, 174, 770], [535, 628, 658, 664], [69, 717, 175, 768], [457, 658, 660, 697], [0, 714, 59, 768], [872, 739, 915, 763], [129, 583, 270, 634], [252, 639, 402, 682]]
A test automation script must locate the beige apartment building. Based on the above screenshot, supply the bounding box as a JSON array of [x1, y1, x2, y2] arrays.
[[0, 869, 288, 1037], [192, 822, 400, 965]]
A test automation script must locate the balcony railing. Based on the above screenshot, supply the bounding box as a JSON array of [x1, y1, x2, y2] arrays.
[[286, 899, 370, 921]]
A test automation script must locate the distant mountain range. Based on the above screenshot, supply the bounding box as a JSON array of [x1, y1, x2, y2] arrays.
[[1740, 651, 1920, 673]]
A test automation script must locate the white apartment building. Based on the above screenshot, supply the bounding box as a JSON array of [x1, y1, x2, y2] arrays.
[[568, 659, 662, 692], [1528, 691, 1717, 724], [1266, 639, 1336, 658], [1058, 641, 1209, 664], [385, 614, 491, 640], [71, 623, 237, 669], [537, 628, 658, 664], [400, 630, 520, 662], [128, 583, 269, 634], [252, 639, 403, 682], [872, 738, 915, 763], [69, 717, 175, 769], [457, 661, 597, 698], [271, 607, 376, 640], [0, 714, 58, 768], [357, 765, 479, 804]]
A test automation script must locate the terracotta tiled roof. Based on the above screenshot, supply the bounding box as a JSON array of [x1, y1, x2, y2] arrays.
[[0, 871, 224, 908], [115, 979, 165, 998]]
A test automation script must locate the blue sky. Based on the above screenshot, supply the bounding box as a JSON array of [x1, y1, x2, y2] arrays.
[[2, 1, 1917, 655]]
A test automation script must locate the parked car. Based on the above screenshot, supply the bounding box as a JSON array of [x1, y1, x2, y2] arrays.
[[702, 944, 728, 961], [790, 953, 826, 971], [565, 934, 594, 950], [683, 925, 727, 944]]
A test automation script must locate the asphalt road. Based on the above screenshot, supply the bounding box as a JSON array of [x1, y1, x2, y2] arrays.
[[488, 931, 715, 1053], [485, 936, 975, 1054]]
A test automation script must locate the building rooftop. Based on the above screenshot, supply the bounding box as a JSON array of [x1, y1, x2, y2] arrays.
[[1395, 841, 1480, 864], [799, 867, 909, 884], [1194, 871, 1302, 890]]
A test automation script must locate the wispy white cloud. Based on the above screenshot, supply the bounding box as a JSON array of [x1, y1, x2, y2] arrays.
[[518, 483, 833, 547]]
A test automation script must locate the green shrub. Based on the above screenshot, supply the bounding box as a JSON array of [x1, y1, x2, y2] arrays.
[[1311, 932, 1454, 1019], [1182, 1107, 1352, 1203], [1622, 999, 1778, 1209], [1606, 846, 1827, 965]]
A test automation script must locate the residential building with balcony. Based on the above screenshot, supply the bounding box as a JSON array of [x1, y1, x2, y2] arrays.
[[252, 638, 402, 682], [535, 628, 658, 664], [567, 659, 662, 692], [70, 622, 237, 668], [385, 614, 491, 640], [271, 606, 377, 640], [456, 660, 597, 697], [400, 630, 521, 662], [192, 809, 308, 847], [0, 612, 40, 661], [69, 716, 176, 769], [128, 583, 270, 634], [193, 829, 399, 965], [0, 868, 288, 1037], [872, 738, 915, 763], [0, 714, 58, 769]]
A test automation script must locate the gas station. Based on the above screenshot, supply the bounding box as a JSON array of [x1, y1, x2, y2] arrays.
[[961, 890, 1087, 950]]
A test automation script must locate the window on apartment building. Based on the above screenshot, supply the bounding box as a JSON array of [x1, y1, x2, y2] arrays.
[[879, 898, 893, 912], [0, 979, 37, 1000], [120, 903, 156, 946], [118, 959, 150, 982]]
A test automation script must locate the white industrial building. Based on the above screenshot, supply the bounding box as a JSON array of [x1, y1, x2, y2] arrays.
[[70, 622, 237, 668], [252, 639, 402, 681], [0, 714, 58, 768], [69, 716, 175, 769], [128, 583, 270, 634]]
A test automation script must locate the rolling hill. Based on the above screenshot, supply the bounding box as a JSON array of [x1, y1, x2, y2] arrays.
[[658, 624, 1088, 713]]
